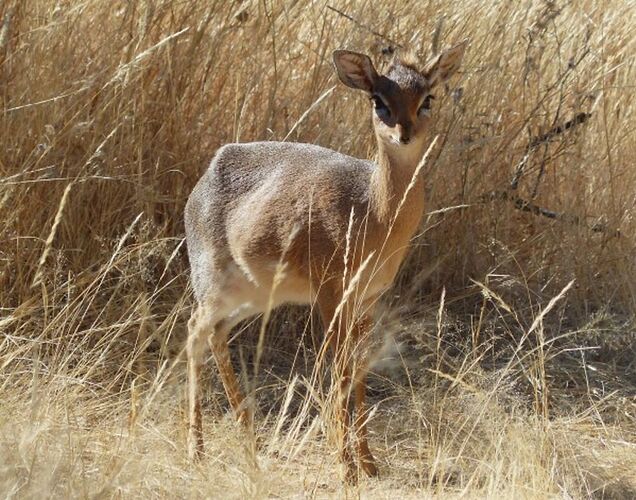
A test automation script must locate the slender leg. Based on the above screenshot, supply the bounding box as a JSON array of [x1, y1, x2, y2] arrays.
[[317, 292, 357, 483], [335, 348, 356, 483], [187, 306, 211, 461], [209, 317, 250, 426], [187, 299, 256, 462], [352, 313, 378, 477]]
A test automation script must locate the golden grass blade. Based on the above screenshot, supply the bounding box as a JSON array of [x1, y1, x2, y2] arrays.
[[31, 182, 73, 288]]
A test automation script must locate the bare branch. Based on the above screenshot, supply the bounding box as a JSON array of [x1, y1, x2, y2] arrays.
[[528, 112, 592, 150], [326, 5, 403, 49], [479, 190, 620, 237], [510, 111, 592, 190]]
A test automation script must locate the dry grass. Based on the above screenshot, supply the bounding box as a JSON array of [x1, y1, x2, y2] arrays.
[[1, 0, 635, 498]]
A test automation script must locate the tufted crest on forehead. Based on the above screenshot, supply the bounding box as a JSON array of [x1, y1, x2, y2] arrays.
[[395, 49, 421, 71], [384, 59, 428, 94]]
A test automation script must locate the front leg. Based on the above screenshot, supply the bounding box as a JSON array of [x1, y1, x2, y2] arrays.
[[352, 312, 379, 477], [317, 290, 357, 482]]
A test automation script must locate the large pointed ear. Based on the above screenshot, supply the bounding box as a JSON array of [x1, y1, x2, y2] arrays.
[[332, 50, 379, 93], [424, 39, 469, 87]]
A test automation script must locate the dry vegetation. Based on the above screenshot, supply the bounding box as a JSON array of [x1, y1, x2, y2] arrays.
[[1, 0, 635, 498]]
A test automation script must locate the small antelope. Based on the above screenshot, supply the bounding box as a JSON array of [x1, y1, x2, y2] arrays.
[[185, 40, 467, 481]]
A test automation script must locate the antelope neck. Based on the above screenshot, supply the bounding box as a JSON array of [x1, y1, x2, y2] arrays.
[[369, 139, 426, 224]]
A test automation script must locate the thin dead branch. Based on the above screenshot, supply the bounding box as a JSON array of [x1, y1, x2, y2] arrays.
[[511, 112, 593, 190], [326, 5, 403, 49], [480, 190, 621, 237], [528, 112, 592, 150]]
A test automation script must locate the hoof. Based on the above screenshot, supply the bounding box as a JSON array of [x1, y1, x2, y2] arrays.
[[188, 446, 204, 463], [345, 464, 359, 485], [187, 433, 204, 462], [361, 459, 379, 478]]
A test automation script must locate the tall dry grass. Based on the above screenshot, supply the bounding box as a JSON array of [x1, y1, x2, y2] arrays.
[[1, 0, 635, 497]]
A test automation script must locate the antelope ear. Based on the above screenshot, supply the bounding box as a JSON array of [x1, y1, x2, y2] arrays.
[[424, 39, 469, 87], [332, 50, 379, 93]]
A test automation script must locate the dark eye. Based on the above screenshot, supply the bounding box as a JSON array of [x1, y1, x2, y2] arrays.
[[371, 95, 390, 119], [418, 94, 435, 116]]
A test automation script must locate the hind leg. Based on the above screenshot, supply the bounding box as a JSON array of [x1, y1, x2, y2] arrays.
[[187, 301, 257, 460], [208, 307, 257, 426], [187, 306, 213, 460]]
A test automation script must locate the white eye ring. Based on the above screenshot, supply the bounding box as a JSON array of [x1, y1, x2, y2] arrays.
[[371, 94, 391, 119], [418, 95, 435, 117]]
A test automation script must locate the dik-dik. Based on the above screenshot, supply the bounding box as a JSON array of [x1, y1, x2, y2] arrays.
[[185, 40, 467, 481]]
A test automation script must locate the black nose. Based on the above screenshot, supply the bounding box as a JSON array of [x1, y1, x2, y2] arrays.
[[400, 136, 410, 145]]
